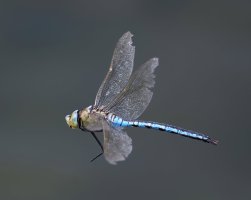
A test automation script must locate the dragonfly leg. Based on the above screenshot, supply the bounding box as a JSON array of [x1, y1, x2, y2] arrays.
[[89, 131, 104, 162]]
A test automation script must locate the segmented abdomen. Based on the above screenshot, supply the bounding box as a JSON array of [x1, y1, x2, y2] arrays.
[[107, 113, 218, 145]]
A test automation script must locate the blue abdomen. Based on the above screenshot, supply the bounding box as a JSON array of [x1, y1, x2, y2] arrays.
[[107, 113, 218, 144]]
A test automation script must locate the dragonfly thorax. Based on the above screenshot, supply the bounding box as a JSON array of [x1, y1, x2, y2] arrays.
[[78, 106, 105, 132]]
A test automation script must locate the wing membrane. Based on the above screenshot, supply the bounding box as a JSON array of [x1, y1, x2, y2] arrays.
[[104, 58, 159, 120], [102, 120, 132, 165], [94, 32, 135, 109]]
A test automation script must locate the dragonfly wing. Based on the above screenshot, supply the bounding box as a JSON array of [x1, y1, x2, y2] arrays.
[[105, 58, 159, 120], [102, 120, 132, 165], [94, 32, 135, 109]]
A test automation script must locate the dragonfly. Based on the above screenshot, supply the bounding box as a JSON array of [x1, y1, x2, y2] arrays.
[[65, 32, 218, 165]]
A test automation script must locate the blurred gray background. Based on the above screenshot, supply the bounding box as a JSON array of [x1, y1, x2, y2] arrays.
[[0, 0, 250, 199]]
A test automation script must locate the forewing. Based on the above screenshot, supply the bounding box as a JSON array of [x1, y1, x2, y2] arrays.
[[102, 120, 132, 165], [94, 32, 135, 109], [105, 58, 159, 120]]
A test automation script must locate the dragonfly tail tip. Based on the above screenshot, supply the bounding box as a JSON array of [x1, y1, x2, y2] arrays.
[[207, 138, 219, 145]]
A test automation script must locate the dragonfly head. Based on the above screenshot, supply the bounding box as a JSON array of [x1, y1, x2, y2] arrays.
[[65, 110, 79, 129]]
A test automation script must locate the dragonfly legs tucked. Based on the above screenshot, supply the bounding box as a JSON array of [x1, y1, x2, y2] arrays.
[[89, 131, 104, 162]]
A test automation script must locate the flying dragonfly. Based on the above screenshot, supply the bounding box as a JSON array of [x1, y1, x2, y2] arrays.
[[65, 32, 218, 165]]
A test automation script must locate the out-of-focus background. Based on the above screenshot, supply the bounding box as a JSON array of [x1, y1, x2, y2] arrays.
[[0, 0, 250, 199]]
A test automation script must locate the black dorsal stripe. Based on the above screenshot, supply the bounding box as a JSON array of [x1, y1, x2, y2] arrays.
[[120, 119, 123, 126], [132, 121, 139, 127]]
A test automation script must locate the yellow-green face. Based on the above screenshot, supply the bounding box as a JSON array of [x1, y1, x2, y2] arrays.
[[65, 110, 79, 129]]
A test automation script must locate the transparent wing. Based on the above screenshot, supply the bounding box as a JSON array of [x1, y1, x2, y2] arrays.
[[104, 58, 159, 120], [102, 120, 132, 165], [94, 32, 135, 109]]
